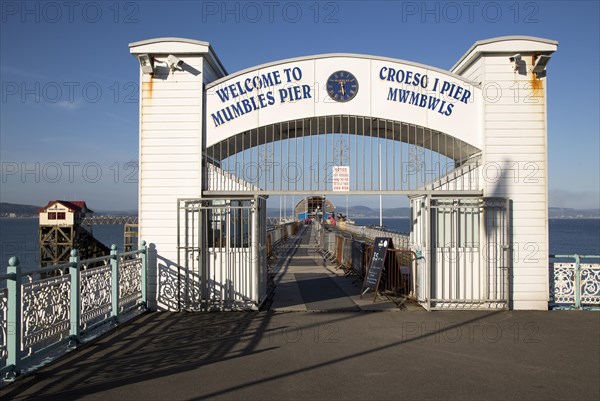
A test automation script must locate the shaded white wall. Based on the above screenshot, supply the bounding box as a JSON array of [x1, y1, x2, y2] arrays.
[[452, 37, 557, 310]]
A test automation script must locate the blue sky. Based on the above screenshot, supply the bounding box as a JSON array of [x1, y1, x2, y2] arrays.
[[1, 0, 599, 211]]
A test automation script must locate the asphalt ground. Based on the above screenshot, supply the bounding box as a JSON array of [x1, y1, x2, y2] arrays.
[[1, 309, 598, 400]]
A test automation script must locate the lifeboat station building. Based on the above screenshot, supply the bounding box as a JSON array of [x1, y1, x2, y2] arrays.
[[129, 36, 558, 311]]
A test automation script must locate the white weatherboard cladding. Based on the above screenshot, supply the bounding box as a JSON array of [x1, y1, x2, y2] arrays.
[[448, 37, 556, 310], [205, 56, 482, 151], [138, 54, 204, 264], [475, 54, 550, 310]]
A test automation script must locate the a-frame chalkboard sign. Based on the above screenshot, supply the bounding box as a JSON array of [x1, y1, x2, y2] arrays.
[[361, 237, 393, 301]]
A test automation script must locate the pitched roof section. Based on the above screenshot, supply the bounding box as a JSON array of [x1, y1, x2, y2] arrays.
[[451, 36, 558, 76], [129, 37, 227, 77], [38, 200, 93, 214]]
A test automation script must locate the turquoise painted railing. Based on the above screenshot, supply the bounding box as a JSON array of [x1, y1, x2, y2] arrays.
[[0, 242, 150, 381], [549, 254, 600, 310]]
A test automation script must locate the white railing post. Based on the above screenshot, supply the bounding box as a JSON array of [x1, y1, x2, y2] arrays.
[[140, 241, 147, 308], [110, 245, 120, 321], [574, 254, 581, 310], [69, 249, 81, 346], [146, 243, 158, 311], [5, 257, 22, 381]]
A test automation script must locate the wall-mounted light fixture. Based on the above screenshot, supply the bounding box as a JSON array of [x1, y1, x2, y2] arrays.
[[137, 54, 154, 75], [532, 55, 551, 76]]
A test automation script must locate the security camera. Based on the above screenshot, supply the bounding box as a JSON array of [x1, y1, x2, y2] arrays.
[[167, 55, 184, 72], [509, 54, 524, 71], [137, 54, 154, 75], [509, 54, 521, 62]]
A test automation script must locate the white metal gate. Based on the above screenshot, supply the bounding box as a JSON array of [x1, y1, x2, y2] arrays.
[[177, 197, 267, 311], [412, 196, 510, 310]]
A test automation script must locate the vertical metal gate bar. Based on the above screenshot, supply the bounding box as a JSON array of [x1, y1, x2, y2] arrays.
[[472, 202, 476, 301], [294, 119, 298, 192], [505, 198, 510, 305], [437, 132, 448, 184], [288, 121, 292, 191], [204, 204, 210, 309], [300, 119, 303, 193], [241, 132, 245, 188], [220, 135, 224, 190], [493, 201, 498, 300], [185, 202, 190, 309], [400, 123, 404, 191], [392, 121, 396, 190], [192, 201, 197, 306], [235, 131, 238, 190], [250, 204, 255, 303], [323, 117, 327, 191], [369, 118, 373, 191], [408, 125, 413, 191], [270, 125, 274, 191], [419, 126, 423, 188], [384, 119, 388, 191], [278, 122, 282, 192], [347, 115, 350, 191], [316, 117, 320, 191]]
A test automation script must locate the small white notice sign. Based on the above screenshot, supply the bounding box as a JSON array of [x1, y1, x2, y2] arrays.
[[332, 166, 350, 191]]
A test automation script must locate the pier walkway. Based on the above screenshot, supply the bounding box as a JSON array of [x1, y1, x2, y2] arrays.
[[1, 228, 599, 400], [269, 225, 415, 312]]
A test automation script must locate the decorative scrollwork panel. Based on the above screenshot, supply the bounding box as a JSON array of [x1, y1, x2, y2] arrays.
[[0, 288, 8, 362], [22, 275, 71, 352], [157, 262, 183, 311], [550, 263, 576, 304], [581, 264, 600, 304], [81, 265, 112, 328], [119, 257, 142, 310]]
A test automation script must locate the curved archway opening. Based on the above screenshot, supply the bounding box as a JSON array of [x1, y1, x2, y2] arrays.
[[206, 114, 481, 195]]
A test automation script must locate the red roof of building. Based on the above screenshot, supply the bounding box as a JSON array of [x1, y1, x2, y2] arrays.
[[38, 200, 93, 214]]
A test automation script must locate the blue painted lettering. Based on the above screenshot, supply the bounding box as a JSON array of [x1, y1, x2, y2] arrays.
[[427, 96, 441, 111], [302, 85, 311, 99], [444, 103, 454, 116], [460, 88, 471, 103], [241, 99, 253, 113], [211, 111, 225, 126], [387, 87, 398, 101], [231, 102, 245, 118], [215, 87, 230, 102], [379, 66, 428, 88]]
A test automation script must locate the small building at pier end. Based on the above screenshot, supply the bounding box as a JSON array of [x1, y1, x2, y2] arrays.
[[130, 36, 557, 311], [38, 200, 109, 266], [294, 196, 335, 222]]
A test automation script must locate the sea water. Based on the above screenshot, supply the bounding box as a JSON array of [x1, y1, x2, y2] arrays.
[[1, 217, 598, 274]]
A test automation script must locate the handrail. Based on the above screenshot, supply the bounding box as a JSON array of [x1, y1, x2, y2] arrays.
[[550, 254, 600, 260], [1, 242, 150, 382]]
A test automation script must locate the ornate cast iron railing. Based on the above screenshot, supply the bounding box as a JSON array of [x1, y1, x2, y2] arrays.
[[0, 242, 150, 381], [549, 255, 600, 310]]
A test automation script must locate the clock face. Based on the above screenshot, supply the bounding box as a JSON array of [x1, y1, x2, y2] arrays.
[[327, 71, 358, 102]]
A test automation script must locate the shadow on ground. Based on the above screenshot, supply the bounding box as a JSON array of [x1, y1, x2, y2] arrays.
[[1, 310, 599, 401]]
